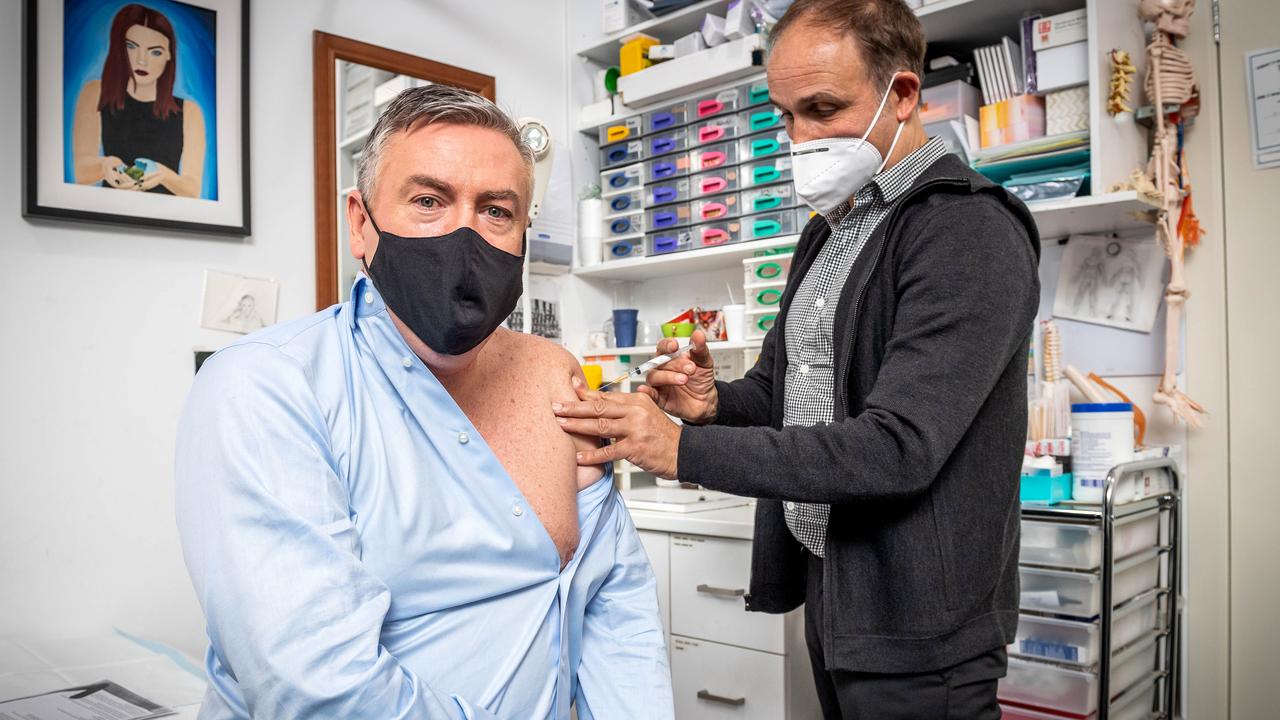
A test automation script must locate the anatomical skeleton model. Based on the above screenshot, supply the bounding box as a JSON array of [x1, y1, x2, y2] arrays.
[[1141, 0, 1207, 427]]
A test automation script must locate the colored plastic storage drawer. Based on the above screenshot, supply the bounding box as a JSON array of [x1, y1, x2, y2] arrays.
[[690, 114, 744, 147], [692, 193, 742, 222], [691, 87, 743, 120], [740, 81, 772, 108], [598, 115, 642, 145], [646, 228, 695, 256], [644, 153, 693, 183], [1010, 590, 1160, 666], [604, 236, 645, 261], [689, 141, 740, 172], [600, 164, 644, 196], [645, 178, 692, 207], [738, 130, 791, 161], [600, 140, 643, 169], [647, 127, 691, 158], [645, 203, 692, 231], [605, 212, 645, 237], [742, 208, 801, 241], [690, 167, 742, 198], [643, 100, 690, 134], [742, 156, 794, 188], [695, 219, 743, 247], [744, 253, 794, 286], [740, 183, 799, 214], [998, 636, 1159, 718], [604, 189, 644, 217], [739, 107, 784, 134]]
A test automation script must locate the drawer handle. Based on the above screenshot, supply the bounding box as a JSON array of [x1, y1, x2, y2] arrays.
[[653, 161, 676, 180], [610, 195, 633, 212], [756, 288, 782, 306], [610, 218, 633, 234], [697, 690, 746, 706], [651, 112, 675, 131], [750, 138, 780, 157], [651, 186, 677, 204], [696, 583, 746, 598], [753, 166, 782, 184], [700, 150, 726, 169], [748, 85, 770, 104], [653, 235, 679, 253], [753, 219, 782, 237], [700, 201, 727, 219], [608, 173, 631, 188], [753, 195, 782, 211], [755, 261, 784, 279], [749, 111, 779, 132], [699, 125, 726, 143], [653, 211, 677, 228], [606, 126, 630, 142], [610, 241, 634, 257], [700, 176, 728, 194], [701, 228, 729, 246], [697, 99, 724, 117]]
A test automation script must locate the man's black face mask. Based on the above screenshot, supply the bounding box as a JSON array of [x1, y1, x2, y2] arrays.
[[362, 202, 524, 356]]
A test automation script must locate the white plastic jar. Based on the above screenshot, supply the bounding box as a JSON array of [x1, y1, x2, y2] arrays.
[[1070, 403, 1135, 502]]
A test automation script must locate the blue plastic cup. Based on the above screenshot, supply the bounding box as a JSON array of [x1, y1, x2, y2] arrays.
[[612, 309, 639, 347]]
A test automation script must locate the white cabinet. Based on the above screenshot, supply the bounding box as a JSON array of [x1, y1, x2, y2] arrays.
[[672, 636, 785, 720], [634, 513, 821, 720], [670, 534, 784, 654]]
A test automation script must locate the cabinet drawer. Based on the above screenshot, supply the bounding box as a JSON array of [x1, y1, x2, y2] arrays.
[[672, 636, 784, 720], [670, 534, 784, 653]]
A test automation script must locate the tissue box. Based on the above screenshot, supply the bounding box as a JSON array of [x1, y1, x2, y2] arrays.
[[701, 14, 727, 46], [1046, 87, 1089, 135], [724, 0, 756, 39]]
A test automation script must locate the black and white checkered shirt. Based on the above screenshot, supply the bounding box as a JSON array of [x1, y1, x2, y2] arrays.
[[782, 137, 948, 557]]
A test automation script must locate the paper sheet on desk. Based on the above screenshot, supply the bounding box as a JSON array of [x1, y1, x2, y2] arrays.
[[0, 680, 174, 720]]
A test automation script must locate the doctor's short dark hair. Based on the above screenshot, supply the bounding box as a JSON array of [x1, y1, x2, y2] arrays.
[[770, 0, 926, 90], [356, 84, 535, 202]]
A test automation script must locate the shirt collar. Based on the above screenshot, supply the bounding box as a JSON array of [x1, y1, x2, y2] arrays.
[[822, 136, 948, 228], [349, 273, 385, 329]]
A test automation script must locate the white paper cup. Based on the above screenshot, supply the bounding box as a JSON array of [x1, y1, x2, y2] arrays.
[[578, 198, 603, 266], [723, 304, 746, 343]]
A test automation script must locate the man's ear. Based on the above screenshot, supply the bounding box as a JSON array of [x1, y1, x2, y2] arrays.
[[891, 72, 922, 121], [346, 191, 371, 262]]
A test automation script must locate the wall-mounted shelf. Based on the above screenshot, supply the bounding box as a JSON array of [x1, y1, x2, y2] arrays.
[[586, 339, 762, 357], [575, 0, 734, 65], [574, 234, 800, 281], [1029, 191, 1156, 240], [917, 0, 1084, 46]]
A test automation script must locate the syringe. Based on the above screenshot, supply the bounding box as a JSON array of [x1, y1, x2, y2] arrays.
[[599, 344, 698, 391]]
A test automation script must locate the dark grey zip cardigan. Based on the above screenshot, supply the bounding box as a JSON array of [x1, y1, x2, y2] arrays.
[[677, 153, 1041, 674]]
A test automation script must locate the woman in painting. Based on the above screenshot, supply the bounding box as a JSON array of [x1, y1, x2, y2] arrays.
[[72, 3, 205, 197]]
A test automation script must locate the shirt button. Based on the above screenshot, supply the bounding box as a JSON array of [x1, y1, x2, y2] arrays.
[[458, 432, 470, 445], [363, 292, 373, 304], [786, 502, 796, 511], [815, 297, 826, 308], [799, 364, 810, 374], [402, 357, 413, 368], [512, 503, 524, 517]]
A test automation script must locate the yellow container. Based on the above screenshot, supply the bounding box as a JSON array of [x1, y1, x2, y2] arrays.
[[581, 363, 604, 391], [620, 34, 659, 77]]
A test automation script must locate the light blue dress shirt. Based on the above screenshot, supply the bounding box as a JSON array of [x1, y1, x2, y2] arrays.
[[175, 276, 672, 719]]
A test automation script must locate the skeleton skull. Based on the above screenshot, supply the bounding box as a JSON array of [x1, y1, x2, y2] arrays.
[[1140, 0, 1195, 38]]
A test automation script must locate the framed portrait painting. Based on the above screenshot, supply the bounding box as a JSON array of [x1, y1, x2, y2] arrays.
[[23, 0, 250, 235]]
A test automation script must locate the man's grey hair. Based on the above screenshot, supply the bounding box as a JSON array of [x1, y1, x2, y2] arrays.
[[356, 84, 535, 203]]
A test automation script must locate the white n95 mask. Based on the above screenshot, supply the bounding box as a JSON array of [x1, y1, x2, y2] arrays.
[[790, 74, 905, 216]]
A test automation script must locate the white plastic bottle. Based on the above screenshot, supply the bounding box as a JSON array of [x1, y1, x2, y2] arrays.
[[1070, 403, 1135, 502]]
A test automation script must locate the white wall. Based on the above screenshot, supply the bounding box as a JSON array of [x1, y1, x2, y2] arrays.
[[0, 0, 567, 658]]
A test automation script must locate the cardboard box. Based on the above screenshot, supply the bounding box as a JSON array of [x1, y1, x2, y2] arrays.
[[1036, 41, 1089, 93], [1032, 8, 1087, 51], [1046, 86, 1090, 135]]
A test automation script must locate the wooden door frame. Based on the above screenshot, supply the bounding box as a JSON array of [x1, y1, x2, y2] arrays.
[[312, 31, 495, 309]]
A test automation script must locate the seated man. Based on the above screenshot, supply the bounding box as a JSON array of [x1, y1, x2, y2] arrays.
[[175, 84, 672, 719]]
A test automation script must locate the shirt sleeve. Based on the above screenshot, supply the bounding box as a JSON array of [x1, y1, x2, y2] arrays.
[[174, 342, 498, 720], [573, 495, 674, 719]]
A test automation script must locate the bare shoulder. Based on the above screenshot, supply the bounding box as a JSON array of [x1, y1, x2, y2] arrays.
[[495, 330, 583, 400], [78, 79, 101, 103]]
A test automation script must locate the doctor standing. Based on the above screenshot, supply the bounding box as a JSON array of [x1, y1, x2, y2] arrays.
[[554, 0, 1041, 717]]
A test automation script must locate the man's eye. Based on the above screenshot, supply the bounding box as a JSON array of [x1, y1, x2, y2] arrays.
[[413, 196, 438, 209], [485, 206, 513, 219]]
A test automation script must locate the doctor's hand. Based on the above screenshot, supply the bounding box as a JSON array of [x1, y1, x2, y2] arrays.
[[638, 330, 718, 425], [554, 377, 682, 480]]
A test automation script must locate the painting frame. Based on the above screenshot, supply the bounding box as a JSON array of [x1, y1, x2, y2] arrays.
[[22, 0, 251, 236]]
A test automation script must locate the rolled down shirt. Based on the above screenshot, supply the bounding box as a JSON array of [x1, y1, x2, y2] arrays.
[[175, 276, 672, 720]]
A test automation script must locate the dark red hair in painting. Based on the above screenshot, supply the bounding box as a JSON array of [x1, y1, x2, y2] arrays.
[[97, 4, 180, 119]]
